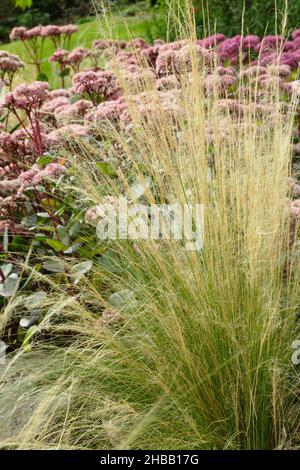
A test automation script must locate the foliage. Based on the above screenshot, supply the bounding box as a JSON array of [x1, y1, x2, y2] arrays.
[[208, 0, 300, 36], [0, 0, 92, 42], [157, 0, 300, 39], [13, 0, 33, 10]]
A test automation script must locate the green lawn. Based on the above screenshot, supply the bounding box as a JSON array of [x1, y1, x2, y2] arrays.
[[1, 10, 165, 87]]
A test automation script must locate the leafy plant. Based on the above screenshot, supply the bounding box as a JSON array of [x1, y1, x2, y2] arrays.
[[13, 0, 32, 10]]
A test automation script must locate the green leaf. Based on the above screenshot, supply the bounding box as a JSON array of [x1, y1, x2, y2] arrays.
[[70, 260, 93, 285], [10, 236, 28, 252], [43, 258, 65, 273], [69, 221, 81, 238], [96, 162, 117, 177], [64, 243, 82, 254], [37, 212, 50, 218], [36, 72, 48, 82], [57, 68, 70, 78], [0, 263, 12, 278], [109, 289, 135, 308], [0, 273, 19, 297], [45, 239, 67, 252], [14, 0, 32, 10], [21, 214, 37, 227], [98, 250, 121, 273], [25, 291, 47, 310], [57, 225, 70, 246], [36, 155, 53, 168], [69, 94, 82, 104]]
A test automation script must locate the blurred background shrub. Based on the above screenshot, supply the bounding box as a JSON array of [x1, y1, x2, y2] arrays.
[[1, 1, 300, 46], [0, 0, 93, 42], [196, 0, 300, 37], [157, 0, 300, 40]]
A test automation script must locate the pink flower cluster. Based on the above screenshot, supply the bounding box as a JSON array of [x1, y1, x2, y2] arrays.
[[93, 39, 128, 50], [0, 51, 24, 90], [0, 129, 36, 160], [49, 47, 88, 72], [0, 163, 65, 197], [2, 25, 300, 236], [72, 70, 120, 103], [0, 161, 66, 239], [0, 51, 24, 74], [0, 81, 50, 157], [10, 24, 78, 44], [9, 24, 78, 75], [1, 81, 49, 111], [213, 33, 300, 68]]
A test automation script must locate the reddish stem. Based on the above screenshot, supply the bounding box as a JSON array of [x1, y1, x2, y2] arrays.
[[0, 269, 5, 283], [11, 110, 33, 140], [27, 112, 43, 156]]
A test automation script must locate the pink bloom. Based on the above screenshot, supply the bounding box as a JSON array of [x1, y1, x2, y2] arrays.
[[129, 38, 148, 49], [218, 36, 241, 61], [289, 80, 300, 96], [156, 75, 179, 91], [292, 29, 300, 40], [72, 70, 117, 100], [290, 199, 300, 218], [266, 63, 291, 77], [31, 163, 65, 184], [58, 99, 93, 118], [41, 96, 70, 113], [0, 91, 27, 110], [86, 98, 128, 124], [13, 81, 49, 109], [23, 26, 43, 40], [93, 39, 110, 50], [0, 132, 14, 154], [156, 50, 179, 76], [216, 98, 243, 114], [292, 36, 300, 49], [0, 162, 65, 196], [47, 89, 72, 99], [240, 65, 267, 77], [10, 27, 27, 41], [203, 73, 235, 91], [255, 35, 284, 53], [93, 39, 127, 50], [283, 40, 294, 51], [258, 51, 299, 69], [0, 54, 24, 72], [217, 65, 235, 75], [45, 124, 88, 147], [41, 25, 62, 37], [49, 48, 69, 64], [201, 34, 226, 49], [241, 35, 260, 49], [85, 208, 99, 225], [60, 24, 78, 36], [68, 47, 88, 64]]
